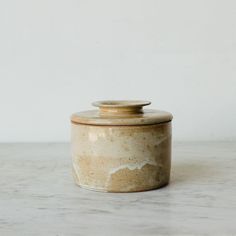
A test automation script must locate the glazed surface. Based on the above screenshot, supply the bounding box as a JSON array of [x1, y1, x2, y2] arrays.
[[71, 122, 171, 192]]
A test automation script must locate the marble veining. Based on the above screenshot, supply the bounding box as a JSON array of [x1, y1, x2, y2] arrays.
[[0, 142, 236, 235]]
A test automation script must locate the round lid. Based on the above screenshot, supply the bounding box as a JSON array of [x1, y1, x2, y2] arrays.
[[71, 100, 173, 126]]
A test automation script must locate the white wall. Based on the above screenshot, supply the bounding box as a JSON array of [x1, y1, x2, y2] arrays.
[[0, 0, 236, 142]]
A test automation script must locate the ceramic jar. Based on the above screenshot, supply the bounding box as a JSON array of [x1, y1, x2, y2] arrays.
[[71, 100, 173, 192]]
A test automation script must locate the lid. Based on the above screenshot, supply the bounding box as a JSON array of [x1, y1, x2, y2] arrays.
[[71, 100, 173, 126]]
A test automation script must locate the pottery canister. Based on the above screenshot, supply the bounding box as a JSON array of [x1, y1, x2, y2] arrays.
[[71, 100, 173, 192]]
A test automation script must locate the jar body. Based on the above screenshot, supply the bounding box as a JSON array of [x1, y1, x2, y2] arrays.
[[71, 122, 172, 192]]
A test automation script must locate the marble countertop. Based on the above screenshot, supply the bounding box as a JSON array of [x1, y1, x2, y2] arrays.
[[0, 142, 236, 236]]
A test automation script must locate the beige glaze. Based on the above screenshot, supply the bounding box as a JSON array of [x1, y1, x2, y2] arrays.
[[71, 100, 173, 192]]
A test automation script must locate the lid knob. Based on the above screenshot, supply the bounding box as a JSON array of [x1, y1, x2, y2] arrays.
[[92, 100, 151, 116]]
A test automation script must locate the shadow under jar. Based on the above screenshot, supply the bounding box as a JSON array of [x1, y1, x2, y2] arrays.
[[71, 100, 173, 192]]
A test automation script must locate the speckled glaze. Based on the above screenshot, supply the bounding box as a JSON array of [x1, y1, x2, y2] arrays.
[[71, 100, 173, 192]]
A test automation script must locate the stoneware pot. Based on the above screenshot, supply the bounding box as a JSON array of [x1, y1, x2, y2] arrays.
[[71, 100, 173, 192]]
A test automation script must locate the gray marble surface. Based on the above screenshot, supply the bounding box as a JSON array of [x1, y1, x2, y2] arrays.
[[0, 142, 236, 236]]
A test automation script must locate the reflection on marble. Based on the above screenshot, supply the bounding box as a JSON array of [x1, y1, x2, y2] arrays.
[[0, 142, 236, 235]]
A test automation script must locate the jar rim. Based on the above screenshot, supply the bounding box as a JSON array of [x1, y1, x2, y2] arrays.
[[92, 100, 151, 108], [71, 100, 173, 126]]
